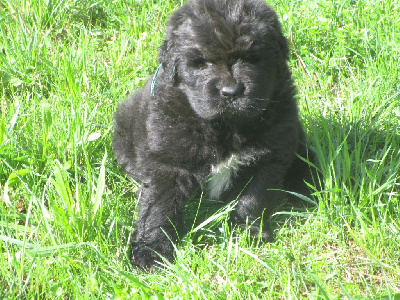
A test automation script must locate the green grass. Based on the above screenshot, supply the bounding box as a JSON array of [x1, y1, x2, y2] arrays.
[[1, 0, 399, 298]]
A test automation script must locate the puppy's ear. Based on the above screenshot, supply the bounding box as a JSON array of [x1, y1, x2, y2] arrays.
[[158, 9, 191, 85], [158, 39, 178, 85], [277, 34, 289, 61], [270, 14, 289, 61]]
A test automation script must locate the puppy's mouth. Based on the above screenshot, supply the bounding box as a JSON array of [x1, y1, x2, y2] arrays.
[[218, 97, 268, 119]]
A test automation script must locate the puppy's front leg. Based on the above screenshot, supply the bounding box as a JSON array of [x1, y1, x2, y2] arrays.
[[229, 163, 287, 241], [130, 175, 188, 271]]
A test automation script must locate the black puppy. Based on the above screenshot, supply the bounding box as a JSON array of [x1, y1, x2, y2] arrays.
[[113, 0, 319, 271]]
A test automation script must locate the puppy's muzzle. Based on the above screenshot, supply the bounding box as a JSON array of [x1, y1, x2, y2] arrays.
[[220, 82, 245, 99]]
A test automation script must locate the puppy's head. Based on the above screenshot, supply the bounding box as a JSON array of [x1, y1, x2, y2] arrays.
[[159, 0, 290, 120]]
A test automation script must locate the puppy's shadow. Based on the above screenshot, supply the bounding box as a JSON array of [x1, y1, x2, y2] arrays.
[[183, 189, 320, 246]]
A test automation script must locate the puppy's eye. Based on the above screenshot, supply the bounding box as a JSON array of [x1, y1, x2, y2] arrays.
[[245, 56, 263, 64], [188, 58, 210, 69]]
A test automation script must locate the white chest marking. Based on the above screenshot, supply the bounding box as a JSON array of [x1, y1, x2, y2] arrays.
[[207, 152, 258, 199]]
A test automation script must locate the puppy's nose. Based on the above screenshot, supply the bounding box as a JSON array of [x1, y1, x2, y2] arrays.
[[220, 83, 244, 98]]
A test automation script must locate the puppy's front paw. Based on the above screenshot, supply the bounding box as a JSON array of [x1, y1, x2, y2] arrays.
[[247, 224, 273, 242], [231, 213, 274, 242], [130, 241, 174, 272]]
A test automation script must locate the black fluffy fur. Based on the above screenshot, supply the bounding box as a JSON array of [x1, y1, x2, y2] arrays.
[[113, 0, 319, 271]]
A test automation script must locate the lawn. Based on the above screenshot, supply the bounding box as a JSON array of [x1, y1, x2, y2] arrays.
[[0, 0, 399, 298]]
